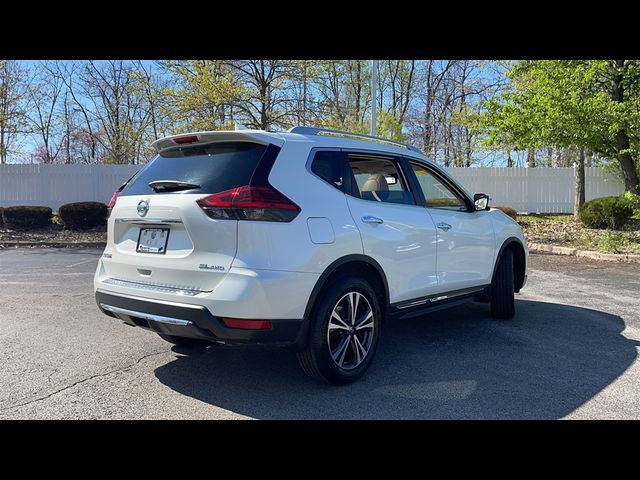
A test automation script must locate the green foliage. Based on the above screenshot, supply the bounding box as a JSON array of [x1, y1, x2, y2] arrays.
[[159, 60, 240, 133], [58, 202, 107, 230], [480, 60, 640, 188], [493, 205, 517, 220], [2, 206, 52, 230], [376, 110, 406, 142], [598, 231, 632, 253], [578, 196, 634, 230], [623, 191, 640, 214]]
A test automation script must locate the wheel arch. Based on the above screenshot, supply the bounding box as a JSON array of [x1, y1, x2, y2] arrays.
[[303, 254, 390, 321], [492, 237, 526, 292]]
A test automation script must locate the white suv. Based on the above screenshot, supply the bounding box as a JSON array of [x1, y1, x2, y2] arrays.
[[95, 127, 527, 384]]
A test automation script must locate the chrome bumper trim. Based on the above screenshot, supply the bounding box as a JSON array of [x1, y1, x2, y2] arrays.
[[100, 303, 192, 326], [115, 218, 183, 225], [102, 277, 202, 296]]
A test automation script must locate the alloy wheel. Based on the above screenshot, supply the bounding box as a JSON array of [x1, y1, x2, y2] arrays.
[[326, 291, 375, 370]]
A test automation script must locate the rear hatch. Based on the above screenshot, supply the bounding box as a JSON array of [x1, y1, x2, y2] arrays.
[[103, 138, 275, 293]]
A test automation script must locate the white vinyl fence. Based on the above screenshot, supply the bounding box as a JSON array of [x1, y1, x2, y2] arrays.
[[0, 164, 140, 210], [444, 166, 624, 213], [0, 164, 626, 213]]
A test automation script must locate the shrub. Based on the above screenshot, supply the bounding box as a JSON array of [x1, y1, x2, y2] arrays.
[[2, 206, 52, 230], [578, 196, 634, 230], [598, 231, 630, 253], [58, 201, 108, 230], [493, 205, 517, 220], [0, 207, 4, 227], [623, 191, 640, 215]]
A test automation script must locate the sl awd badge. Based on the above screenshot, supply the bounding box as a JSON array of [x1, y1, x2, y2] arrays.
[[199, 264, 225, 271], [137, 199, 149, 217]]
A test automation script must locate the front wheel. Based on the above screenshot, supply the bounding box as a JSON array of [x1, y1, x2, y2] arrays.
[[297, 277, 382, 385], [490, 248, 515, 319]]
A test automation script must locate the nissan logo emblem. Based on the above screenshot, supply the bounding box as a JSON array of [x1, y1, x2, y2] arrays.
[[137, 199, 149, 217]]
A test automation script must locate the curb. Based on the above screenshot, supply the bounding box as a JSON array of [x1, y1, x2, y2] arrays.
[[528, 242, 640, 264], [0, 241, 106, 249]]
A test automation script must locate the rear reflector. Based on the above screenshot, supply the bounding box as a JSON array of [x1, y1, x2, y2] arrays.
[[173, 135, 199, 144], [197, 185, 300, 222], [222, 318, 272, 330]]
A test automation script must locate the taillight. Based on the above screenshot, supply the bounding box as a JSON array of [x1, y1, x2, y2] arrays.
[[108, 189, 122, 209], [197, 185, 300, 222]]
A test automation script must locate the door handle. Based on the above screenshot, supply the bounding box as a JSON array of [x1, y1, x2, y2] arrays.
[[436, 222, 452, 231], [361, 215, 384, 224]]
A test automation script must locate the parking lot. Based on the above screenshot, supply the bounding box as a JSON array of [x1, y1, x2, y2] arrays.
[[1, 248, 639, 419]]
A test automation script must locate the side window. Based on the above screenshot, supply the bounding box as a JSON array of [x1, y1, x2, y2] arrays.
[[311, 151, 344, 191], [410, 163, 468, 211], [348, 154, 414, 205]]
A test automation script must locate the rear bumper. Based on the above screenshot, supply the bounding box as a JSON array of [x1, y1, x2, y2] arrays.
[[95, 290, 305, 347]]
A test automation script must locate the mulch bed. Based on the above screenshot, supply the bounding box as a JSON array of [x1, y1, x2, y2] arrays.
[[517, 215, 640, 254], [0, 224, 107, 246]]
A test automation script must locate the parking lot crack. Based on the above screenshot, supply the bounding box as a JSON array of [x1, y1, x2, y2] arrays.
[[0, 350, 168, 413]]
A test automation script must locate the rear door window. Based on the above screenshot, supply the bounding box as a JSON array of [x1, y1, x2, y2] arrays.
[[122, 142, 268, 196], [347, 153, 415, 205]]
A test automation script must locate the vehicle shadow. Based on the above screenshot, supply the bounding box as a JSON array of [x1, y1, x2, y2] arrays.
[[154, 299, 639, 419]]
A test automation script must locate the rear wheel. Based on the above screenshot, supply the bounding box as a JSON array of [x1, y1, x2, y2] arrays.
[[297, 277, 381, 385], [490, 248, 515, 319], [156, 333, 209, 347]]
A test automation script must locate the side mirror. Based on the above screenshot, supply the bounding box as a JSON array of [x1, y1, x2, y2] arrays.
[[474, 193, 489, 211]]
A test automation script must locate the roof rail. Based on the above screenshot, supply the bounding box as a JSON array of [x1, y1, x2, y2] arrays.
[[288, 126, 423, 154]]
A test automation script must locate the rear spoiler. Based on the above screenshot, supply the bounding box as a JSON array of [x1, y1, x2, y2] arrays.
[[151, 130, 285, 154]]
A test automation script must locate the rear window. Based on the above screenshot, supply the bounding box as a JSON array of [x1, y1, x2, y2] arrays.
[[122, 142, 268, 196]]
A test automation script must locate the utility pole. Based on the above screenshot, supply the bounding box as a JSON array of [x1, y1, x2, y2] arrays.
[[370, 59, 378, 136]]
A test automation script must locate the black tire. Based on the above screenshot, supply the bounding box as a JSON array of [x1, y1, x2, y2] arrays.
[[156, 333, 209, 347], [297, 276, 382, 385], [490, 248, 515, 319]]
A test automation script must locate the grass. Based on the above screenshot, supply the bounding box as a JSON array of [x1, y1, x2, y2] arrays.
[[516, 213, 574, 223]]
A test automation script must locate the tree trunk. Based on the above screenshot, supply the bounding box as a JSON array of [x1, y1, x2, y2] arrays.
[[302, 61, 307, 126], [616, 133, 639, 194], [555, 148, 563, 167], [527, 148, 536, 168], [612, 60, 640, 194], [546, 147, 553, 167], [507, 149, 513, 167], [574, 147, 585, 218]]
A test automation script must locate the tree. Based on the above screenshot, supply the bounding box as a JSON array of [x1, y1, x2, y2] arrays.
[[314, 60, 371, 133], [0, 60, 29, 164], [482, 60, 640, 194], [78, 60, 151, 164], [229, 60, 295, 130], [575, 147, 586, 217], [25, 61, 64, 164], [159, 60, 238, 133]]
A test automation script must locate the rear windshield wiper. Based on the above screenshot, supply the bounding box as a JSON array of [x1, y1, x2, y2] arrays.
[[148, 180, 201, 192]]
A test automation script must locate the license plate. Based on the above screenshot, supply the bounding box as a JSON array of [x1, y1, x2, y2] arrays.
[[136, 228, 170, 254]]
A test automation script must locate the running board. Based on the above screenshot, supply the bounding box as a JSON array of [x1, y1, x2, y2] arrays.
[[390, 286, 489, 320]]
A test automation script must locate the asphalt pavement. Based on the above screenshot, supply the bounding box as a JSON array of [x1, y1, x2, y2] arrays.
[[1, 248, 639, 419]]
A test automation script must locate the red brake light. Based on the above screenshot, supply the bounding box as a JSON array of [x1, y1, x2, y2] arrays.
[[108, 189, 122, 209], [197, 185, 300, 222], [173, 135, 199, 144], [222, 318, 272, 330]]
